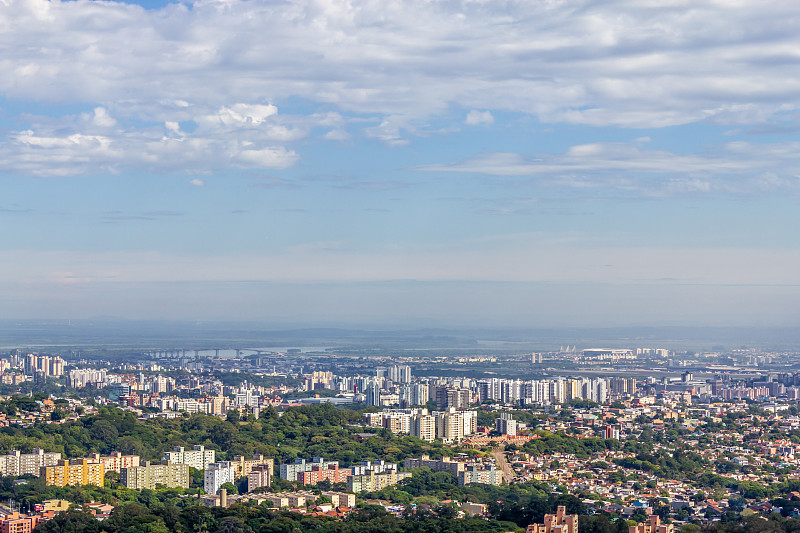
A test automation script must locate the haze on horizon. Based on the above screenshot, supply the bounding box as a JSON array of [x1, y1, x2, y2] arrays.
[[1, 0, 800, 328]]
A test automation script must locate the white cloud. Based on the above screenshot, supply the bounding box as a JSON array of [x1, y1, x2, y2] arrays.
[[206, 104, 277, 127], [323, 129, 350, 141], [90, 107, 117, 128], [189, 178, 205, 187], [419, 141, 800, 196], [465, 110, 494, 125], [0, 104, 299, 176], [0, 0, 799, 134]]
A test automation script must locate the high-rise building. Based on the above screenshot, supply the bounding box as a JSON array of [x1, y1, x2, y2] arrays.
[[67, 369, 107, 388], [495, 412, 517, 436], [210, 395, 230, 416], [434, 409, 466, 443], [411, 414, 436, 442], [434, 386, 471, 409], [365, 381, 381, 407], [204, 461, 236, 495], [247, 464, 272, 492], [387, 365, 412, 384]]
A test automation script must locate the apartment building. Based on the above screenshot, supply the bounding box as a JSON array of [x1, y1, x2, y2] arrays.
[[204, 461, 236, 495], [629, 515, 673, 533], [404, 455, 464, 476], [121, 461, 190, 490], [457, 464, 503, 486], [231, 454, 273, 478], [88, 452, 140, 473], [43, 459, 104, 487], [0, 449, 61, 477], [411, 414, 436, 442], [247, 464, 272, 492], [323, 491, 356, 507], [163, 445, 216, 471], [346, 470, 411, 493], [526, 506, 578, 533], [297, 464, 350, 486], [279, 457, 338, 481]]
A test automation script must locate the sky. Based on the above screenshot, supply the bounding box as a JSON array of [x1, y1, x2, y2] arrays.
[[1, 0, 800, 327]]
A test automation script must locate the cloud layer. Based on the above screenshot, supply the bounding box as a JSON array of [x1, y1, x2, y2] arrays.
[[421, 140, 800, 196], [2, 0, 800, 175]]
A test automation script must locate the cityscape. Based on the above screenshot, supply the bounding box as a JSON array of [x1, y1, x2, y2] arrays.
[[0, 339, 795, 532], [2, 1, 800, 533]]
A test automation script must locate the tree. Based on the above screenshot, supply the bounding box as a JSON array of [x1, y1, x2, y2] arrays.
[[215, 516, 251, 533], [90, 419, 118, 443], [220, 482, 238, 495], [32, 510, 100, 533]]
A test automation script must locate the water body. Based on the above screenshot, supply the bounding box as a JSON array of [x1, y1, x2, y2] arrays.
[[179, 347, 334, 358]]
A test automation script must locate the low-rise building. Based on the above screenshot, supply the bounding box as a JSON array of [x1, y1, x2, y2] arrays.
[[0, 512, 36, 533], [323, 492, 356, 508], [629, 515, 673, 533]]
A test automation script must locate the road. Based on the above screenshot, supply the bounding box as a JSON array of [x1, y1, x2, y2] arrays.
[[491, 444, 513, 481]]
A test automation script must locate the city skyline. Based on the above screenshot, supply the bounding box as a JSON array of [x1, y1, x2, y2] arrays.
[[1, 1, 800, 326]]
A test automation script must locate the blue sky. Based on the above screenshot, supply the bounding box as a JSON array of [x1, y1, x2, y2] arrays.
[[1, 0, 800, 327]]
